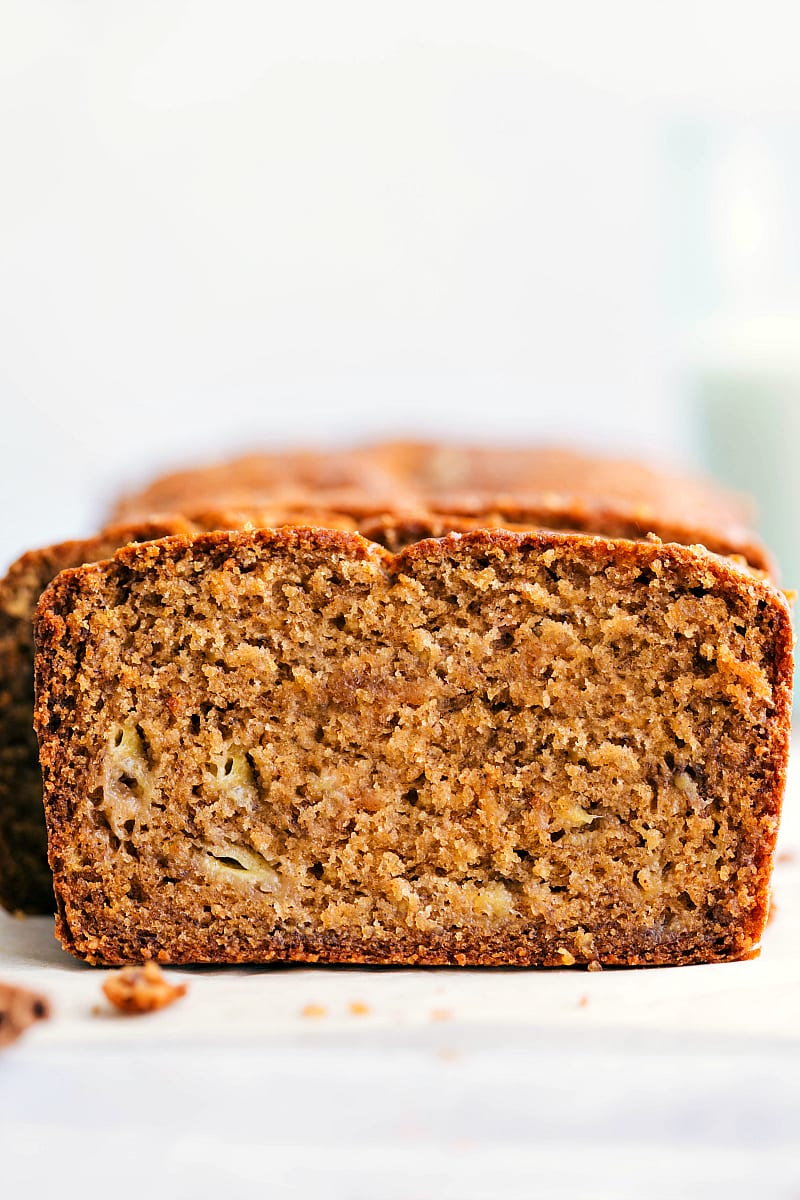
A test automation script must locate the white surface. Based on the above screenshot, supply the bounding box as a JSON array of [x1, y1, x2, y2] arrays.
[[1, 762, 799, 1199]]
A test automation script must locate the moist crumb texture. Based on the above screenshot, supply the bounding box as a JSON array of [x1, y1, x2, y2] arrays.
[[0, 443, 775, 915], [34, 528, 792, 967], [0, 519, 213, 913], [0, 510, 364, 913]]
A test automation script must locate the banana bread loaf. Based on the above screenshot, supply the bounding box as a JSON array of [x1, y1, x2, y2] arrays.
[[34, 527, 792, 967], [0, 441, 782, 918]]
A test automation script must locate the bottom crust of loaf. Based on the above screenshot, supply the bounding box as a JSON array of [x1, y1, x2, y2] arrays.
[[34, 528, 792, 968], [57, 917, 761, 969]]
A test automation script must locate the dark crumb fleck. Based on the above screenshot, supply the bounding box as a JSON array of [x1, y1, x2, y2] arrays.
[[102, 961, 187, 1015]]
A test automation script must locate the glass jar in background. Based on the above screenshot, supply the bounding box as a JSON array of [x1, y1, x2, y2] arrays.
[[693, 316, 800, 591], [668, 119, 800, 589]]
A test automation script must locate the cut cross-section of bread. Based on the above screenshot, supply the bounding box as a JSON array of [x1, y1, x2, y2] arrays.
[[0, 509, 363, 912], [0, 505, 618, 914], [0, 519, 202, 913], [33, 528, 792, 966], [5, 498, 761, 916]]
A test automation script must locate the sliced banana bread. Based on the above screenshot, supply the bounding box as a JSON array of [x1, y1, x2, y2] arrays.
[[0, 509, 363, 912], [34, 527, 792, 966]]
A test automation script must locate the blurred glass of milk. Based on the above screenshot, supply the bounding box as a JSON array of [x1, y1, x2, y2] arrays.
[[686, 125, 800, 588]]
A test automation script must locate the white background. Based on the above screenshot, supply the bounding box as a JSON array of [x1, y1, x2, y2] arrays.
[[2, 2, 800, 565]]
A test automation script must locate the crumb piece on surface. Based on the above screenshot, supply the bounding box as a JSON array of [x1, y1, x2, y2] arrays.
[[0, 981, 50, 1048], [301, 1003, 327, 1019], [578, 994, 589, 1008], [777, 850, 796, 866], [348, 1001, 370, 1016], [102, 961, 187, 1015], [431, 1008, 452, 1022], [587, 960, 603, 972]]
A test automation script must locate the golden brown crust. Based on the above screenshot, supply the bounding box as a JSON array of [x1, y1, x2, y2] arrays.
[[112, 442, 773, 574], [34, 527, 793, 968]]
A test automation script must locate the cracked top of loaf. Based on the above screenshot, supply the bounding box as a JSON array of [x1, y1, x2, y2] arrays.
[[110, 441, 773, 575]]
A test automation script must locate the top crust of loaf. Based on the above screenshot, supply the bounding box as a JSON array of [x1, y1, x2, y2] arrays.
[[110, 441, 774, 575]]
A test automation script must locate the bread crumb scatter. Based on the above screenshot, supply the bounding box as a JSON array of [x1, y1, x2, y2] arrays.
[[0, 981, 50, 1048], [102, 961, 187, 1014], [431, 1008, 453, 1022], [348, 1001, 370, 1016], [578, 994, 590, 1008]]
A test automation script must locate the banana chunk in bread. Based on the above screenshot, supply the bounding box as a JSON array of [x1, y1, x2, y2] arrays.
[[34, 528, 792, 967]]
